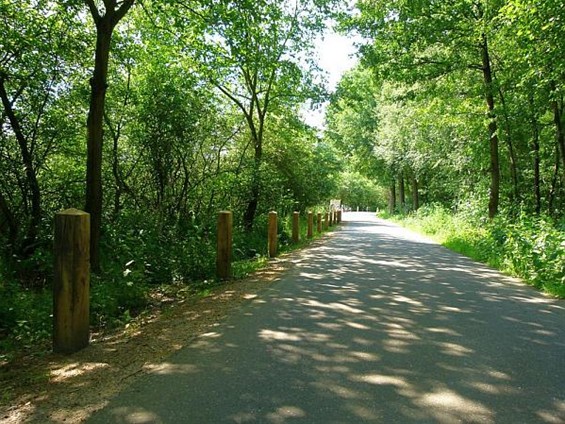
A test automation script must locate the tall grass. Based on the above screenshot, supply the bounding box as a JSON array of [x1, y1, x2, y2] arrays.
[[385, 205, 565, 298]]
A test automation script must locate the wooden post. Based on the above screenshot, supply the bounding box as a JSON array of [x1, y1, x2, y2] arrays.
[[317, 212, 322, 233], [307, 211, 313, 238], [324, 212, 329, 230], [268, 211, 278, 258], [292, 211, 300, 243], [329, 209, 334, 226], [337, 210, 342, 223], [334, 210, 339, 224], [216, 211, 233, 280], [53, 208, 90, 354]]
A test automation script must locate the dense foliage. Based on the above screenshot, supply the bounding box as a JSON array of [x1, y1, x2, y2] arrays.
[[0, 0, 343, 355], [326, 1, 565, 295], [1, 0, 564, 357]]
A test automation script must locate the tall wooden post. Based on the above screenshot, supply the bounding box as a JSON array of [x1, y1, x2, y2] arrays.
[[307, 211, 313, 238], [53, 208, 90, 354], [324, 212, 329, 230], [268, 211, 278, 258], [216, 211, 233, 280], [292, 211, 300, 243], [317, 212, 322, 233], [337, 210, 342, 223], [329, 210, 334, 226]]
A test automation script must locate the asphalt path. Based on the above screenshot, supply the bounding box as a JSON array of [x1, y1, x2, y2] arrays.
[[89, 212, 565, 423]]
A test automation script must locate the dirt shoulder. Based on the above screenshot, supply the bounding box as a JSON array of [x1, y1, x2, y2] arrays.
[[0, 239, 323, 423]]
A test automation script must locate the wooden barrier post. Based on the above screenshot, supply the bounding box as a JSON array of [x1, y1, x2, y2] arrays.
[[307, 211, 313, 238], [317, 212, 322, 233], [268, 211, 278, 258], [292, 211, 300, 243], [53, 208, 90, 354], [329, 209, 334, 226], [337, 210, 342, 223], [324, 212, 329, 230], [334, 210, 338, 224], [216, 211, 233, 280]]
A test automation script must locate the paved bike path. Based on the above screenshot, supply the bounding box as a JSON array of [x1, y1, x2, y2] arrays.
[[89, 212, 565, 423]]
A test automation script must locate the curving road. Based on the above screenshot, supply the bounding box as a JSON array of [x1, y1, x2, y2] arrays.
[[89, 212, 565, 423]]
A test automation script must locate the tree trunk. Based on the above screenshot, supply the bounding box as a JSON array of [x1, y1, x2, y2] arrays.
[[548, 144, 560, 216], [84, 0, 134, 272], [480, 33, 500, 219], [0, 190, 18, 249], [411, 176, 419, 211], [388, 180, 396, 214], [0, 76, 41, 255], [550, 88, 565, 174], [399, 174, 405, 213], [85, 18, 113, 273], [529, 95, 541, 214], [243, 136, 262, 231]]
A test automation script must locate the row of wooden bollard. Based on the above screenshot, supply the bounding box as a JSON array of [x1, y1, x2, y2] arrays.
[[52, 208, 342, 354], [217, 209, 341, 280]]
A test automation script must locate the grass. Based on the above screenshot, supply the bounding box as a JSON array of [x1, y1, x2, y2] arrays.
[[381, 205, 565, 299]]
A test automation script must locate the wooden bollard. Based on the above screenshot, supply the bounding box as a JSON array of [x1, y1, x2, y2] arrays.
[[337, 210, 342, 223], [334, 210, 338, 224], [268, 211, 278, 258], [53, 208, 90, 354], [317, 212, 322, 233], [292, 211, 300, 243], [329, 210, 334, 226], [324, 212, 329, 230], [307, 211, 313, 238], [216, 211, 233, 280]]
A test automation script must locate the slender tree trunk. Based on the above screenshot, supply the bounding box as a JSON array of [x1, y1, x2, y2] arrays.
[[399, 174, 406, 213], [480, 33, 500, 219], [0, 76, 41, 254], [411, 176, 419, 211], [0, 190, 18, 249], [243, 137, 262, 231], [548, 144, 560, 215], [529, 95, 541, 214], [550, 87, 565, 174], [84, 0, 134, 272], [388, 180, 396, 214], [85, 21, 112, 273]]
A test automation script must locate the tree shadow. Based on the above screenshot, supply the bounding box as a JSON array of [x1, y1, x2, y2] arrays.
[[88, 212, 565, 423]]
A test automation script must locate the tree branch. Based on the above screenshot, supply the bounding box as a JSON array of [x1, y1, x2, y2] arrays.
[[84, 0, 101, 22]]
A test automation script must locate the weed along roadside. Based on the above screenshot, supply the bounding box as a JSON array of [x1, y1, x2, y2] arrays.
[[0, 207, 344, 424], [381, 205, 565, 299]]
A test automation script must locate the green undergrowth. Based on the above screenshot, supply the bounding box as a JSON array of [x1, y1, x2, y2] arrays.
[[0, 211, 335, 363], [381, 205, 565, 299]]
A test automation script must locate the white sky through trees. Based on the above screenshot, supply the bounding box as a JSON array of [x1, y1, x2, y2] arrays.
[[303, 29, 359, 130]]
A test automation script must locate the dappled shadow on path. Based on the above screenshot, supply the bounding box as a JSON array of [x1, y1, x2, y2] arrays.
[[89, 212, 565, 424]]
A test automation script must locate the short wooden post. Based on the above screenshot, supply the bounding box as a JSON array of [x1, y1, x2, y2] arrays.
[[216, 211, 233, 280], [307, 211, 313, 238], [329, 210, 334, 226], [324, 212, 329, 230], [268, 211, 278, 258], [334, 210, 339, 224], [292, 211, 300, 243], [53, 208, 90, 354], [337, 210, 342, 223], [317, 212, 322, 233]]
